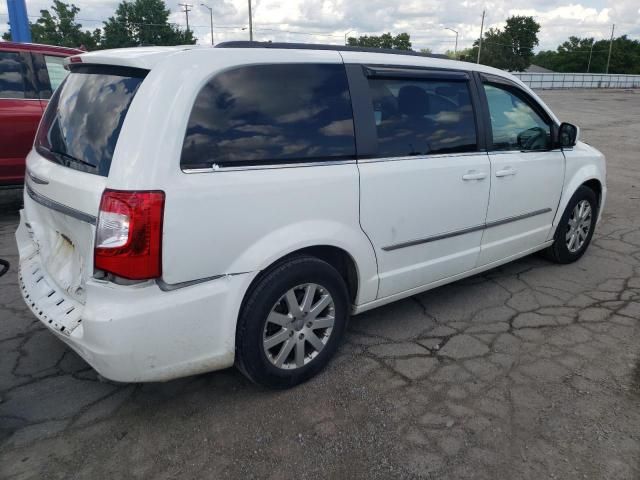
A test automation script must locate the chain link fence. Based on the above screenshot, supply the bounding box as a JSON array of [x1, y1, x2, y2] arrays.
[[513, 73, 640, 89]]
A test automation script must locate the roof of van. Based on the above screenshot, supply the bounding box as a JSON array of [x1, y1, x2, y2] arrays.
[[69, 42, 514, 81]]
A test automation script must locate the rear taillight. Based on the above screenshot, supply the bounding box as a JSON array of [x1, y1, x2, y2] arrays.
[[95, 190, 165, 280]]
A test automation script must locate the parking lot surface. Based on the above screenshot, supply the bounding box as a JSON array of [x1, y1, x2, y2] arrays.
[[1, 89, 640, 479]]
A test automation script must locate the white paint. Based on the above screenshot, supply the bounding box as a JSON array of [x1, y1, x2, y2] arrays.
[[16, 47, 606, 382]]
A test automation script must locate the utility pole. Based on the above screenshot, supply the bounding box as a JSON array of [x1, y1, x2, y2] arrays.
[[445, 27, 459, 57], [477, 10, 485, 64], [201, 3, 214, 45], [344, 30, 354, 46], [587, 38, 594, 73], [179, 3, 192, 31], [248, 0, 253, 41], [605, 24, 615, 74]]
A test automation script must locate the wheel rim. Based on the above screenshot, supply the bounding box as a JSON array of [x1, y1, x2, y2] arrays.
[[262, 283, 335, 370], [566, 199, 592, 253]]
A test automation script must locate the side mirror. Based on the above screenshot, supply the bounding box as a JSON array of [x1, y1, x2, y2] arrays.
[[558, 122, 579, 148]]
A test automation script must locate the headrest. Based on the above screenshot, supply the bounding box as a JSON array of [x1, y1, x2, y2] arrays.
[[435, 86, 459, 98], [398, 85, 430, 117]]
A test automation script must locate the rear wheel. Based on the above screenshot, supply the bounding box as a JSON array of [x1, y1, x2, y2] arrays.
[[545, 185, 598, 263], [235, 255, 349, 388]]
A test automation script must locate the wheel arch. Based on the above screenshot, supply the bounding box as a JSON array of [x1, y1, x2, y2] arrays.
[[582, 178, 603, 208], [547, 166, 604, 241], [241, 245, 361, 313]]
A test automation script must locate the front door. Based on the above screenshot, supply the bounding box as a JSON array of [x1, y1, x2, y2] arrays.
[[477, 77, 564, 266], [354, 67, 491, 299]]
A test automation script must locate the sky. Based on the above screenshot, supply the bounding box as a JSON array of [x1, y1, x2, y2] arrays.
[[1, 0, 639, 52]]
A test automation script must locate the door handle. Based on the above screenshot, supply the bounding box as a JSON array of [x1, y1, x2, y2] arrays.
[[496, 167, 517, 177], [462, 171, 487, 181]]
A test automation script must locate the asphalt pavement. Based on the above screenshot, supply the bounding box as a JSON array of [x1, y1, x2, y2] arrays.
[[1, 89, 639, 479]]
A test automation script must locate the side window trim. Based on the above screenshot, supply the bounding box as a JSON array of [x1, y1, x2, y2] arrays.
[[470, 71, 492, 153], [20, 52, 38, 99], [345, 64, 378, 158], [479, 73, 558, 153], [31, 52, 53, 99], [347, 63, 484, 160], [363, 65, 469, 81]]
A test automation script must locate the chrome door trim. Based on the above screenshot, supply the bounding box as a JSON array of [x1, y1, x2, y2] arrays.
[[182, 159, 356, 174], [382, 223, 485, 251], [357, 151, 486, 165], [484, 208, 552, 229], [26, 182, 96, 225], [381, 208, 552, 252]]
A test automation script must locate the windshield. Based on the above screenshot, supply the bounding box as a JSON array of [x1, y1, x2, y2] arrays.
[[35, 65, 147, 177]]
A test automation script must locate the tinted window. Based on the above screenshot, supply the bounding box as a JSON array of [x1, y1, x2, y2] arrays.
[[483, 84, 551, 151], [36, 66, 146, 176], [44, 55, 68, 92], [368, 77, 477, 157], [181, 63, 355, 168], [0, 52, 26, 99]]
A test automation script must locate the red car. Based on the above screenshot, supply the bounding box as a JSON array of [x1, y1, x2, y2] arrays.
[[0, 42, 82, 187]]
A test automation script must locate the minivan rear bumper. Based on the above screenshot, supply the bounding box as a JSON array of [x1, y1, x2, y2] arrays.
[[16, 210, 252, 382]]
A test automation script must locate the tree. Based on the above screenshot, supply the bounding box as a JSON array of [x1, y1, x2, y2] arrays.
[[503, 16, 540, 71], [469, 15, 540, 71], [2, 1, 100, 49], [102, 0, 195, 48], [535, 35, 640, 74], [347, 32, 412, 51], [470, 28, 512, 69], [445, 47, 473, 61], [420, 48, 432, 55]]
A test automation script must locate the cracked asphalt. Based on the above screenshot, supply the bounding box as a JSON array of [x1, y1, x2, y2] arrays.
[[1, 89, 640, 479]]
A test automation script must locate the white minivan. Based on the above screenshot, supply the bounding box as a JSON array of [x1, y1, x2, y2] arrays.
[[16, 42, 606, 388]]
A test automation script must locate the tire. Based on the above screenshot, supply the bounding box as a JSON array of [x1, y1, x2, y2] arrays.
[[235, 255, 350, 388], [545, 185, 598, 264]]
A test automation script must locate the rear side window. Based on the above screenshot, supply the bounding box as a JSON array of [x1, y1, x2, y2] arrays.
[[368, 77, 477, 157], [36, 66, 147, 176], [0, 51, 26, 99], [181, 63, 355, 169]]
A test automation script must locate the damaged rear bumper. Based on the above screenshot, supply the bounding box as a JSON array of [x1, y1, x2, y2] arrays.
[[16, 210, 253, 382]]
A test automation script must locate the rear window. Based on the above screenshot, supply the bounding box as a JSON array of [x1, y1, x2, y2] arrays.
[[180, 63, 355, 169], [36, 65, 147, 176]]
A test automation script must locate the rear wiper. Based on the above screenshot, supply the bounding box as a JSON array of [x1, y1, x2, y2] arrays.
[[47, 148, 97, 168]]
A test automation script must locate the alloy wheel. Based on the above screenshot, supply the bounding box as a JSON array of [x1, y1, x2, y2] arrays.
[[262, 283, 335, 370], [566, 199, 592, 253]]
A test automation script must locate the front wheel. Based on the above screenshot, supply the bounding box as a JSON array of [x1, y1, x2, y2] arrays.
[[545, 185, 598, 264], [235, 256, 349, 388]]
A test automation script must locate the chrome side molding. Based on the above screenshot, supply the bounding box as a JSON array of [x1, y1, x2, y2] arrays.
[[382, 208, 552, 252]]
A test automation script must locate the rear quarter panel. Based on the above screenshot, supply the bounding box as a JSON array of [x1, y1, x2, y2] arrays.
[[105, 48, 379, 305]]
